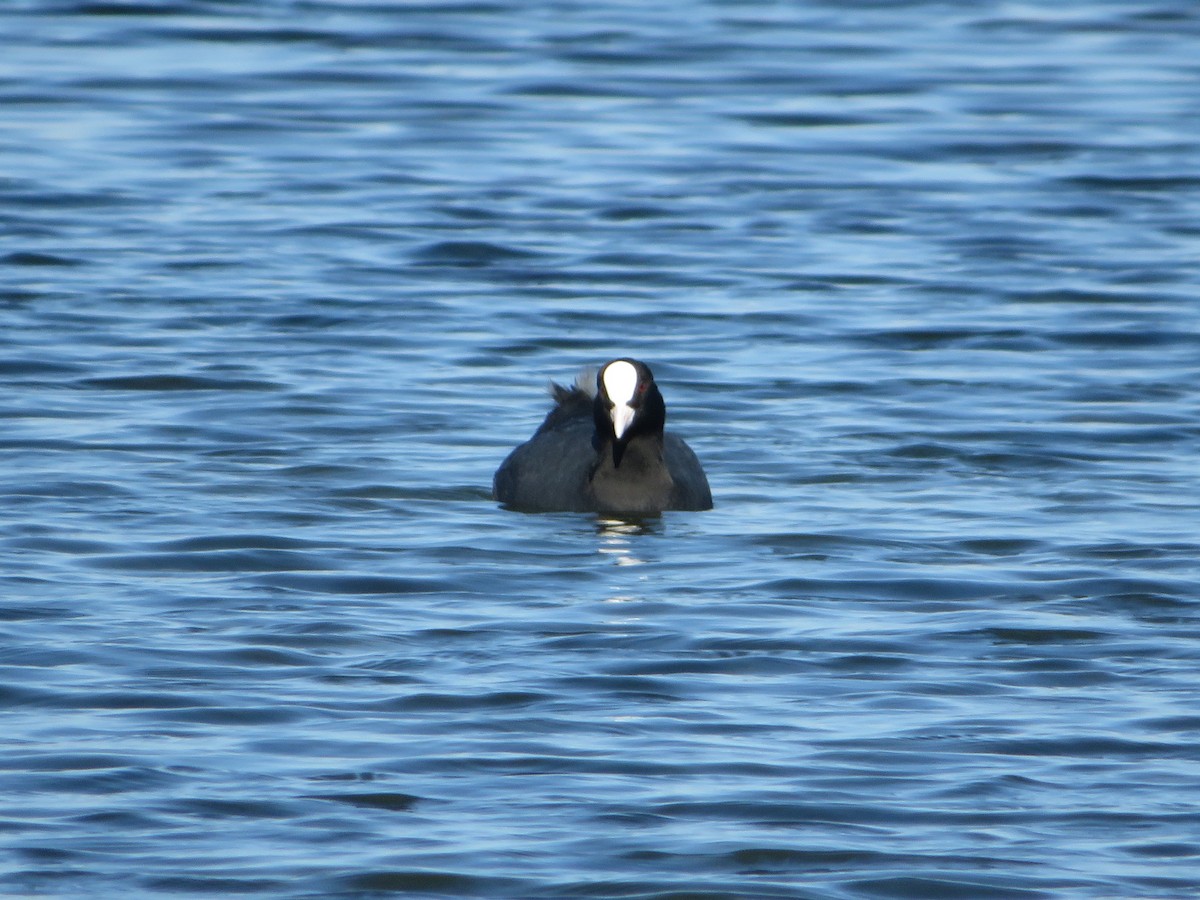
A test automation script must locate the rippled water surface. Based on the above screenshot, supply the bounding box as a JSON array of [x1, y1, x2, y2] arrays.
[[3, 2, 1200, 897]]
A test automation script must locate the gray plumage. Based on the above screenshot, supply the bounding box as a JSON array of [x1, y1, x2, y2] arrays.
[[493, 360, 713, 514]]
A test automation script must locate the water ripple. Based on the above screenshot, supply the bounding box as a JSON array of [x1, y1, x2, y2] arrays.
[[1, 1, 1198, 897]]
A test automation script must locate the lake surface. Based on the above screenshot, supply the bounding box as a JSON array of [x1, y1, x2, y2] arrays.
[[2, 1, 1199, 897]]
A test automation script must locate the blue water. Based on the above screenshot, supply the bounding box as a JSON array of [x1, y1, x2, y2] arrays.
[[3, 2, 1199, 897]]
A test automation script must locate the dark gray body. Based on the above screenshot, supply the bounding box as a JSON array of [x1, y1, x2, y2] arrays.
[[493, 383, 712, 514]]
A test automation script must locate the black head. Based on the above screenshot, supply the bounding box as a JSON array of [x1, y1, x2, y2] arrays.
[[593, 358, 666, 468]]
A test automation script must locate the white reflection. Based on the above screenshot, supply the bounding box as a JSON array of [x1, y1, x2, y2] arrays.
[[595, 516, 656, 566]]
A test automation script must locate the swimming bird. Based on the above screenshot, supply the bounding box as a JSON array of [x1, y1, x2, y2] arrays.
[[493, 358, 713, 514]]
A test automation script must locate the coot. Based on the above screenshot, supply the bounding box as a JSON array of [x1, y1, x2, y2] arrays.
[[493, 358, 713, 513]]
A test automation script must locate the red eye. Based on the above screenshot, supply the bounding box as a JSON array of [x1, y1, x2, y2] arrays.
[[637, 383, 647, 395]]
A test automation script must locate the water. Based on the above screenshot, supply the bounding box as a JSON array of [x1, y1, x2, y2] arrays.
[[2, 1, 1199, 897]]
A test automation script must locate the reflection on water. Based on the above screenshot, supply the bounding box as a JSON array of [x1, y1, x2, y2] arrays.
[[596, 516, 659, 566], [2, 1, 1199, 898]]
